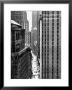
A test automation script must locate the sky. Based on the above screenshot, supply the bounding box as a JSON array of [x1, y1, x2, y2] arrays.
[[27, 11, 32, 31]]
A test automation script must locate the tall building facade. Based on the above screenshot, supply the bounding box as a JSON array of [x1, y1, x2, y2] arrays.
[[11, 11, 27, 29], [40, 11, 61, 79], [37, 11, 41, 58], [11, 12, 32, 79], [27, 31, 31, 47], [25, 20, 30, 47], [11, 11, 29, 47], [17, 47, 32, 79], [32, 11, 37, 28], [11, 20, 25, 78]]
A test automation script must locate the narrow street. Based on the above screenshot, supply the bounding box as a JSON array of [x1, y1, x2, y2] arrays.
[[31, 51, 40, 79]]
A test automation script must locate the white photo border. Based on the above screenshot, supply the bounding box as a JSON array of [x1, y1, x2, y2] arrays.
[[4, 4, 69, 86]]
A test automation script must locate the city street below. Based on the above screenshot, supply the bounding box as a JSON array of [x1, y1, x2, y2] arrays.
[[31, 50, 40, 79]]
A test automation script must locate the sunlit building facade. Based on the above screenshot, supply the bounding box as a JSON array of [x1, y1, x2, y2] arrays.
[[40, 11, 61, 79]]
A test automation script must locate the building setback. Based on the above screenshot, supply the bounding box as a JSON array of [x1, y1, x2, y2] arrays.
[[11, 11, 27, 29], [40, 11, 61, 79]]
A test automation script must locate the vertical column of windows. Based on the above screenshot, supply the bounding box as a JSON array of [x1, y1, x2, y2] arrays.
[[52, 11, 54, 79], [57, 11, 59, 78], [44, 11, 46, 78], [47, 11, 49, 78]]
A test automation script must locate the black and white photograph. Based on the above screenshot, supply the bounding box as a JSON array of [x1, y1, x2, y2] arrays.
[[11, 11, 61, 79], [4, 4, 68, 86]]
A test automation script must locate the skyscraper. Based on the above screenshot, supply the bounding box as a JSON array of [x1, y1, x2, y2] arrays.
[[27, 31, 31, 47], [32, 11, 37, 28], [37, 11, 41, 58], [11, 12, 32, 79], [25, 20, 29, 47], [11, 11, 27, 29], [40, 11, 61, 79]]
